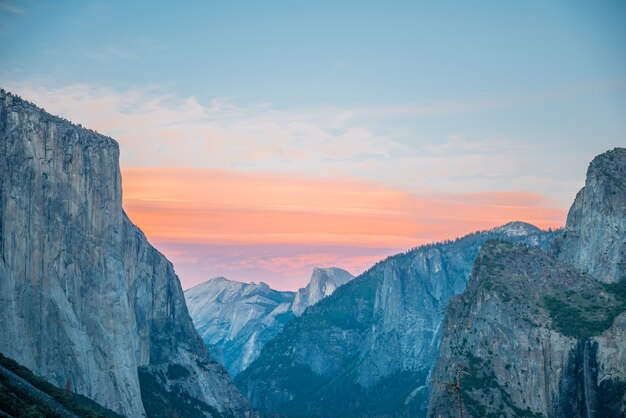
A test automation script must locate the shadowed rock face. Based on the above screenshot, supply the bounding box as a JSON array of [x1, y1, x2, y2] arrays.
[[427, 241, 625, 418], [0, 90, 251, 417], [554, 148, 626, 284], [185, 267, 354, 377], [236, 224, 559, 417], [429, 149, 626, 418]]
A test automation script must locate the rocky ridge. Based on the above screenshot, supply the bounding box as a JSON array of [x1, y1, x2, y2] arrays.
[[185, 277, 296, 377], [236, 222, 560, 417], [185, 267, 354, 377]]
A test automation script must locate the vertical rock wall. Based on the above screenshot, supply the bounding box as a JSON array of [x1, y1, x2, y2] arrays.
[[0, 90, 251, 417]]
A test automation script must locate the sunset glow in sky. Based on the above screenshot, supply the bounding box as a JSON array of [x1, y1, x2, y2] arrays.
[[120, 167, 565, 288], [1, 1, 625, 289]]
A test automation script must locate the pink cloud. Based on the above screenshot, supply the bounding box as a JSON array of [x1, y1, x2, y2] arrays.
[[157, 242, 398, 291], [120, 167, 567, 290]]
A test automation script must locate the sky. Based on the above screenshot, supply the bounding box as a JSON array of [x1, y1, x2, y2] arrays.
[[1, 1, 625, 290]]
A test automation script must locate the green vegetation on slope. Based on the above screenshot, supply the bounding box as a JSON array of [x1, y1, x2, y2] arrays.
[[605, 277, 626, 302], [544, 284, 625, 338], [0, 352, 123, 418], [458, 353, 544, 418], [1, 371, 61, 418], [138, 366, 224, 418], [276, 368, 428, 418]]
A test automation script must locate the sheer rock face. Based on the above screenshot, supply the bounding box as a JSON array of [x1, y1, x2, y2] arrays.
[[236, 224, 558, 417], [0, 90, 251, 417], [184, 267, 353, 377], [291, 267, 354, 316], [554, 148, 626, 283]]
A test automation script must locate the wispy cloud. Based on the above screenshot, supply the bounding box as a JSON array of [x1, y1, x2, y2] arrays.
[[3, 80, 585, 200], [157, 242, 393, 290], [1, 82, 391, 164], [1, 81, 417, 180]]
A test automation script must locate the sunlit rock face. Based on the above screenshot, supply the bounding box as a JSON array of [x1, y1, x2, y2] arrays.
[[429, 148, 626, 418], [185, 267, 354, 377], [236, 223, 558, 417], [186, 277, 296, 377], [0, 90, 252, 417], [554, 148, 626, 284], [291, 267, 354, 316]]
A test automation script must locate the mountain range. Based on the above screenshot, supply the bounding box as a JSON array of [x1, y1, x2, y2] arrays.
[[0, 87, 624, 418], [235, 222, 560, 417], [184, 268, 353, 376]]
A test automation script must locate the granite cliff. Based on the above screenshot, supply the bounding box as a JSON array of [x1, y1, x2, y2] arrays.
[[553, 148, 626, 283], [428, 148, 626, 417], [291, 267, 354, 316], [0, 89, 252, 417], [427, 241, 625, 417]]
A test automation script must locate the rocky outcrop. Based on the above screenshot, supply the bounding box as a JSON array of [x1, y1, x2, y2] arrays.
[[553, 148, 626, 283], [236, 223, 559, 417], [429, 149, 626, 418], [291, 267, 354, 316], [427, 241, 625, 417], [185, 267, 353, 377], [185, 278, 295, 377], [0, 89, 251, 417]]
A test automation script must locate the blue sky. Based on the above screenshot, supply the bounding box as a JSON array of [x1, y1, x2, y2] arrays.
[[1, 1, 625, 289], [2, 1, 625, 104]]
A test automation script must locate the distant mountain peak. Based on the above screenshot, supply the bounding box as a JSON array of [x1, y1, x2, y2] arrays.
[[312, 266, 352, 277], [208, 276, 230, 283], [191, 276, 271, 292], [291, 267, 354, 316], [491, 221, 542, 237], [185, 267, 354, 375], [184, 276, 296, 376]]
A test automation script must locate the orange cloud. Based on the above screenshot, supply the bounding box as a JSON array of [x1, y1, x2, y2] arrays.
[[122, 167, 565, 248], [154, 242, 400, 290], [120, 167, 567, 289], [122, 167, 424, 248]]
